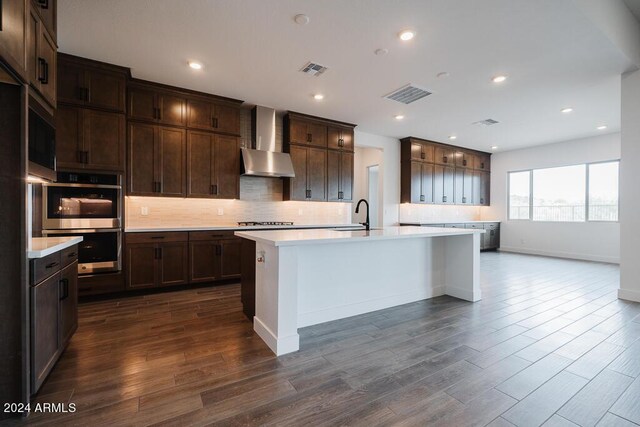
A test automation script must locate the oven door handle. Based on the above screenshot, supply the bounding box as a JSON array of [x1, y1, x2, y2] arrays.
[[42, 183, 123, 190], [42, 228, 122, 234]]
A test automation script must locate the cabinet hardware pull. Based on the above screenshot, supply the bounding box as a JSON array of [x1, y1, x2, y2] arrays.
[[420, 195, 425, 202], [480, 198, 485, 204], [85, 87, 91, 103], [83, 151, 89, 164], [45, 261, 59, 269], [421, 152, 425, 159], [306, 189, 311, 198], [462, 197, 467, 203], [215, 245, 221, 256], [213, 117, 218, 128], [307, 133, 312, 143], [68, 252, 77, 258], [443, 156, 448, 163], [481, 162, 485, 169], [212, 184, 218, 195], [463, 159, 467, 166], [37, 0, 49, 9], [158, 247, 163, 259], [37, 58, 47, 83], [59, 278, 69, 300], [151, 236, 165, 239], [338, 191, 343, 199], [443, 196, 447, 202], [77, 150, 83, 163]]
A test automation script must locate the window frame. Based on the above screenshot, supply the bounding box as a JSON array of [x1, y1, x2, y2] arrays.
[[507, 160, 619, 223]]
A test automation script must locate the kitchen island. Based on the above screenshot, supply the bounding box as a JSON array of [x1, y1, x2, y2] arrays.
[[236, 226, 483, 355]]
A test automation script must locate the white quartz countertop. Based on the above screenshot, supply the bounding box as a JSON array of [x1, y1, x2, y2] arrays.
[[401, 221, 501, 225], [28, 236, 83, 259], [236, 225, 483, 247], [125, 223, 364, 232]]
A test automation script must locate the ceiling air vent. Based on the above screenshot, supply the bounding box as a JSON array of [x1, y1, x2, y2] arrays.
[[300, 62, 328, 76], [473, 119, 500, 126], [384, 84, 432, 104]]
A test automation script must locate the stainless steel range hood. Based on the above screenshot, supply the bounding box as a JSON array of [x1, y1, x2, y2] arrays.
[[241, 106, 295, 178]]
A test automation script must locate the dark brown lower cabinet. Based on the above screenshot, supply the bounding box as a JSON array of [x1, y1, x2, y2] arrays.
[[125, 233, 189, 289], [30, 247, 79, 393], [189, 231, 241, 283]]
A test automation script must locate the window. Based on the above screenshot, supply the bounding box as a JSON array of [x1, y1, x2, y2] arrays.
[[508, 171, 531, 220], [588, 162, 619, 221], [533, 165, 586, 222], [507, 161, 619, 222]]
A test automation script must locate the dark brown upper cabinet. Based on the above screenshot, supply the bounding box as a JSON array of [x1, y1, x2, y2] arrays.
[[187, 131, 239, 199], [401, 161, 434, 204], [128, 122, 186, 197], [55, 105, 125, 172], [128, 83, 186, 127], [328, 150, 354, 202], [32, 0, 56, 40], [284, 145, 327, 202], [57, 53, 127, 112], [26, 3, 56, 108], [400, 137, 490, 206], [187, 99, 240, 135], [401, 138, 436, 163], [0, 0, 27, 79], [288, 119, 328, 147], [328, 126, 354, 151], [455, 151, 475, 169]]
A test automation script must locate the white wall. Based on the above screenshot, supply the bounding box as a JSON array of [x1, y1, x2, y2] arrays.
[[620, 69, 640, 302], [353, 147, 384, 226], [354, 131, 400, 226], [485, 132, 621, 263]]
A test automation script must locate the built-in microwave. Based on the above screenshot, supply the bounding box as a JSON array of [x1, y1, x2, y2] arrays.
[[28, 108, 57, 181], [42, 172, 122, 229]]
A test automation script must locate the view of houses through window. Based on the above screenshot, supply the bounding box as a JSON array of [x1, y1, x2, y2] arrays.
[[508, 161, 619, 222]]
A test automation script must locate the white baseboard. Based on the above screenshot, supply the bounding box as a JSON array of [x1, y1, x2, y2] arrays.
[[446, 284, 481, 302], [618, 288, 640, 303], [499, 246, 620, 264], [297, 286, 445, 328], [253, 316, 300, 356]]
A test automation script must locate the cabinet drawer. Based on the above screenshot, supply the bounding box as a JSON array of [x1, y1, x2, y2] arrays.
[[189, 230, 236, 241], [60, 244, 79, 268], [31, 251, 62, 285], [78, 272, 125, 296], [484, 223, 500, 230], [465, 223, 484, 229], [125, 232, 188, 244]]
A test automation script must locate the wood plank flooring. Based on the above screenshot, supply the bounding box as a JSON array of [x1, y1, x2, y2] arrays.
[[10, 252, 640, 426]]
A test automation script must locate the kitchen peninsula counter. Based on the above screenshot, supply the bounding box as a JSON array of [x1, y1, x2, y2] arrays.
[[236, 226, 483, 355]]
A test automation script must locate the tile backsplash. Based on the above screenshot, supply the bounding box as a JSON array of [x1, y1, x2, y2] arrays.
[[398, 204, 483, 223]]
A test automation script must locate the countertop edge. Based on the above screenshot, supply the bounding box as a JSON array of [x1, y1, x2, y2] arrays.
[[124, 224, 364, 233], [28, 236, 83, 259]]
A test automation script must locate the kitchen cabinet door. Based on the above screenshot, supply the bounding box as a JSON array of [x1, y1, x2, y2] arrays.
[[472, 170, 482, 205], [158, 242, 189, 287], [475, 154, 490, 171], [327, 150, 341, 201], [434, 165, 455, 204], [286, 144, 308, 201], [187, 131, 215, 197], [159, 93, 186, 126], [289, 119, 309, 145], [327, 127, 354, 151], [308, 122, 328, 147], [57, 58, 85, 105], [55, 105, 84, 169], [340, 151, 354, 201], [187, 99, 213, 130], [59, 261, 78, 345], [0, 0, 26, 78], [455, 151, 474, 169], [85, 68, 126, 112], [220, 238, 241, 279], [83, 109, 125, 171], [189, 241, 219, 283], [455, 169, 472, 204], [412, 142, 435, 163], [307, 147, 327, 201], [26, 6, 40, 89], [480, 171, 490, 206], [158, 127, 186, 197], [128, 122, 157, 196], [215, 135, 239, 199], [213, 103, 240, 135], [31, 273, 59, 391], [33, 0, 56, 39], [126, 244, 157, 289], [421, 163, 434, 203], [128, 86, 157, 122], [410, 161, 423, 203], [38, 27, 57, 107], [435, 146, 455, 166]]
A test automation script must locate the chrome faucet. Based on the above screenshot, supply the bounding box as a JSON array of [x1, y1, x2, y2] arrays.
[[355, 199, 370, 231]]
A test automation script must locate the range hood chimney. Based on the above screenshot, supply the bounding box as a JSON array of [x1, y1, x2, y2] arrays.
[[241, 106, 295, 178]]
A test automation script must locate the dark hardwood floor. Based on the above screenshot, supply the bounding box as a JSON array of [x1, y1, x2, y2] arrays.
[[11, 252, 640, 426]]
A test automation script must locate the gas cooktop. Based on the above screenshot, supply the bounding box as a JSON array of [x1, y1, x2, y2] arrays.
[[237, 221, 294, 227]]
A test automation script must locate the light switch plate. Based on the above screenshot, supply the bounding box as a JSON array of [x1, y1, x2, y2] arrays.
[[217, 208, 224, 216], [141, 207, 149, 216]]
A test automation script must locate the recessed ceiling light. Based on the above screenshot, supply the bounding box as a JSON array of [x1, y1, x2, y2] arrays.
[[395, 115, 405, 120], [313, 94, 324, 101], [491, 146, 498, 150], [437, 72, 450, 78], [188, 61, 202, 70], [491, 75, 507, 83], [561, 107, 573, 114], [449, 135, 457, 140], [597, 125, 608, 130], [399, 30, 415, 41], [294, 14, 310, 25], [374, 48, 389, 56]]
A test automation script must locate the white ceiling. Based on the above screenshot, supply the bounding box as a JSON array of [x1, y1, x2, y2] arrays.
[[58, 0, 633, 152]]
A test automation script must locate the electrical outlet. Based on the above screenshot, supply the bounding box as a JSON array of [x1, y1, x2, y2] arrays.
[[141, 207, 149, 216], [217, 208, 224, 216], [298, 209, 303, 216]]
